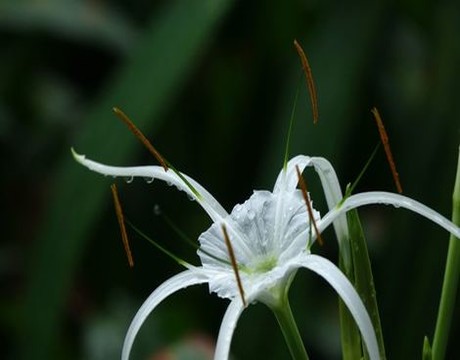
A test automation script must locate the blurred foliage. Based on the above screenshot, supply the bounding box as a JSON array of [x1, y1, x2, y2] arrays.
[[1, 0, 459, 359]]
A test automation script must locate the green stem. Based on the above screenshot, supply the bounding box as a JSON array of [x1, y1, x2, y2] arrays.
[[432, 146, 460, 360], [271, 297, 310, 360]]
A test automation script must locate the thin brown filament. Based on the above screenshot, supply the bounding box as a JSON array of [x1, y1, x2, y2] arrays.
[[111, 184, 134, 267], [295, 165, 324, 246], [371, 107, 403, 194], [293, 39, 319, 124], [113, 107, 168, 171], [221, 224, 247, 307]]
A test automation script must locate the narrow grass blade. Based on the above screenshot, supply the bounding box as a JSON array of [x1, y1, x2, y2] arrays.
[[339, 209, 386, 360], [432, 146, 460, 360], [423, 336, 433, 360], [338, 251, 363, 360]]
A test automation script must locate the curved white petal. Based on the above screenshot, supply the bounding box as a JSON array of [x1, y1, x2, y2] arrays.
[[297, 255, 380, 360], [274, 155, 349, 246], [273, 155, 313, 194], [72, 149, 228, 222], [274, 156, 344, 208], [318, 191, 460, 239], [122, 269, 209, 360], [309, 156, 349, 242], [214, 298, 246, 360]]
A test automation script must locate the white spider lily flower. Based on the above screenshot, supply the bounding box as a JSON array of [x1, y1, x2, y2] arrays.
[[72, 149, 460, 360]]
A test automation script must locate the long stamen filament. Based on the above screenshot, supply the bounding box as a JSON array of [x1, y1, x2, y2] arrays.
[[156, 207, 231, 266], [283, 80, 301, 171], [126, 219, 189, 267], [342, 143, 381, 202]]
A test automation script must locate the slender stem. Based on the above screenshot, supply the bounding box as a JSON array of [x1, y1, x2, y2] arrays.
[[432, 147, 460, 360], [271, 297, 310, 360]]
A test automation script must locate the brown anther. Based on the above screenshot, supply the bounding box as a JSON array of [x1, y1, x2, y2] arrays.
[[111, 183, 134, 267], [371, 107, 403, 194], [295, 165, 324, 246], [113, 107, 168, 171], [293, 39, 319, 124], [221, 224, 247, 307]]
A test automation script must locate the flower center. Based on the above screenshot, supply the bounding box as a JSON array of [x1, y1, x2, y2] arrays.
[[245, 255, 278, 274]]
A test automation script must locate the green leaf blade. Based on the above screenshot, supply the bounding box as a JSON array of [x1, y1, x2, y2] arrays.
[[339, 209, 386, 360]]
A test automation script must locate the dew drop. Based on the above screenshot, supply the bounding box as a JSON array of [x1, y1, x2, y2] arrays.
[[153, 204, 161, 215], [187, 193, 196, 201], [125, 176, 134, 184], [144, 177, 155, 184]]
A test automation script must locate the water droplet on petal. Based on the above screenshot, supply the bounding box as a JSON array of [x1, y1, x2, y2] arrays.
[[125, 176, 134, 184], [143, 177, 154, 184], [153, 204, 161, 215]]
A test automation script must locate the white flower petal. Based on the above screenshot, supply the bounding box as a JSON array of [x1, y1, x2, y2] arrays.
[[273, 155, 313, 193], [274, 155, 349, 245], [275, 155, 342, 204], [309, 156, 349, 242], [214, 298, 246, 360], [121, 269, 208, 360], [72, 149, 228, 222], [199, 190, 310, 267], [296, 255, 380, 360], [318, 191, 460, 239]]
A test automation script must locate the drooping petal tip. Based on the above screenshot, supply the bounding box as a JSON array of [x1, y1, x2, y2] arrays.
[[71, 147, 85, 163]]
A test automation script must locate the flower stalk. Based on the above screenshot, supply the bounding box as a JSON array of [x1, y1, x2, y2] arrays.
[[271, 293, 310, 360]]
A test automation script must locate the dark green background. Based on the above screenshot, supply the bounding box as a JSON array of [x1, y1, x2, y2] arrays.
[[1, 0, 459, 359]]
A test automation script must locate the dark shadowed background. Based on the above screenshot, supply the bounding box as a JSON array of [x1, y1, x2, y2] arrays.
[[2, 0, 459, 359]]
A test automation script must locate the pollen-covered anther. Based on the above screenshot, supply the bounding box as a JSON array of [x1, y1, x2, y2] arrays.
[[371, 107, 403, 194], [111, 183, 134, 267], [295, 165, 324, 246], [113, 107, 169, 171], [221, 224, 247, 307], [293, 39, 318, 124]]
